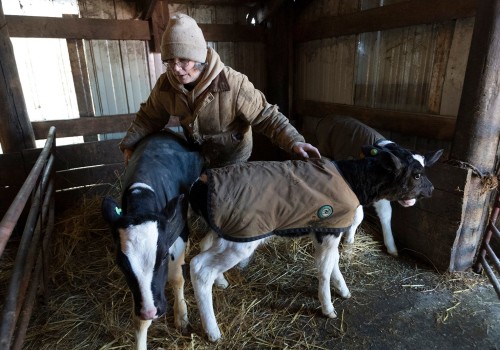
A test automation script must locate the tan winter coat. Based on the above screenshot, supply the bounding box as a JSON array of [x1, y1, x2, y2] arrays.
[[206, 159, 360, 242], [119, 47, 304, 167]]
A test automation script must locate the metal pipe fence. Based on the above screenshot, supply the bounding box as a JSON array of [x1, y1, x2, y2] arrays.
[[0, 127, 56, 349]]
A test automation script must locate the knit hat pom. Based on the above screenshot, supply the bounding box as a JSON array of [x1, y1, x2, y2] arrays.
[[161, 13, 207, 63]]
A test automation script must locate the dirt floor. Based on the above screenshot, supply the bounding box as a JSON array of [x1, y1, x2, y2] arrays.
[[1, 197, 499, 350]]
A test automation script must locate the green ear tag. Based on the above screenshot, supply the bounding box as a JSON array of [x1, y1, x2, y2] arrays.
[[115, 207, 122, 216], [370, 148, 378, 156]]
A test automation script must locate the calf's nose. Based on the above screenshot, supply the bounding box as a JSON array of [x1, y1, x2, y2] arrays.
[[423, 185, 434, 198], [139, 307, 157, 320]]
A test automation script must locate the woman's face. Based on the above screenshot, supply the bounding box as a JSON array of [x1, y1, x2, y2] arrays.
[[166, 58, 202, 85]]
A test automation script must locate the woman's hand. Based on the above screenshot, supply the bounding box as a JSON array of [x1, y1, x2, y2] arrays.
[[292, 142, 321, 159]]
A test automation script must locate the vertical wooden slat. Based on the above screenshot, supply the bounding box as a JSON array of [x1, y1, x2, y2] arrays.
[[65, 14, 96, 142], [0, 2, 36, 152]]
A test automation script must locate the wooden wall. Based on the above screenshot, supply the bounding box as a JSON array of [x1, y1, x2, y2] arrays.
[[0, 0, 495, 272], [293, 0, 476, 157], [292, 0, 490, 272]]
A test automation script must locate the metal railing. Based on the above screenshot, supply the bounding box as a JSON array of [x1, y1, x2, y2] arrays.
[[0, 127, 56, 349], [474, 191, 500, 298]]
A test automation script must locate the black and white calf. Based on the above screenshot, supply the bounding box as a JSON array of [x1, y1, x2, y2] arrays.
[[102, 130, 204, 350], [188, 143, 442, 342], [314, 115, 443, 256]]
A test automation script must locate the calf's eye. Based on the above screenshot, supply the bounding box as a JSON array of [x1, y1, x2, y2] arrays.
[[414, 174, 421, 180]]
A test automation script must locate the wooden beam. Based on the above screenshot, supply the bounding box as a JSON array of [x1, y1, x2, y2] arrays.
[[294, 0, 478, 42], [199, 23, 265, 42], [0, 7, 36, 153], [139, 0, 159, 20], [255, 0, 287, 24], [6, 15, 151, 40], [149, 1, 170, 52], [31, 114, 181, 139], [169, 0, 254, 5], [5, 15, 264, 42], [295, 100, 456, 141]]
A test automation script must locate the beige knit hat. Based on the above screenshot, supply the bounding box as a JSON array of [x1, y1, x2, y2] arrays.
[[161, 13, 207, 63]]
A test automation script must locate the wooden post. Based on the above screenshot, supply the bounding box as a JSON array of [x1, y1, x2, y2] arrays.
[[64, 14, 96, 142], [449, 0, 500, 271], [0, 1, 36, 153], [265, 2, 292, 116]]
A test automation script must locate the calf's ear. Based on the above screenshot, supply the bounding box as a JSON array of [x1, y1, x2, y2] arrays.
[[102, 197, 122, 224], [165, 194, 188, 223], [378, 150, 403, 175], [424, 149, 444, 167]]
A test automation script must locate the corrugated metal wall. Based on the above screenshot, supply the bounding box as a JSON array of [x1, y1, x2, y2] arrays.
[[78, 0, 153, 141]]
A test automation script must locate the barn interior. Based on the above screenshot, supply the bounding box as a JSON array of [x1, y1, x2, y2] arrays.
[[0, 0, 499, 349]]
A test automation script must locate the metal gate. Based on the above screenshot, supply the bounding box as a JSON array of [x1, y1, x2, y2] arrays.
[[0, 127, 56, 349]]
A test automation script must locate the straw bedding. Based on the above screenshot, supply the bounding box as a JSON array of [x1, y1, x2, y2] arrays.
[[0, 191, 492, 350]]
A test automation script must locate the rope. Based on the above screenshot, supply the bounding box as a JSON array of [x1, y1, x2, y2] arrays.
[[445, 159, 499, 195]]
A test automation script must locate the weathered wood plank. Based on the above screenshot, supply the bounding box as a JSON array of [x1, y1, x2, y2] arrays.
[[170, 0, 253, 5], [0, 153, 29, 186], [294, 0, 477, 42], [31, 115, 180, 139], [440, 17, 475, 116], [6, 15, 151, 40], [392, 165, 471, 271], [6, 15, 264, 42], [55, 140, 123, 170], [0, 186, 23, 219], [198, 23, 265, 42], [295, 100, 456, 141], [149, 1, 170, 52], [56, 163, 124, 191], [55, 184, 120, 213], [449, 0, 500, 271], [0, 8, 36, 152]]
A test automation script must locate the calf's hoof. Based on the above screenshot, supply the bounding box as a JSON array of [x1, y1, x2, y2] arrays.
[[387, 249, 399, 257], [214, 276, 229, 289], [207, 328, 222, 342], [334, 287, 351, 299], [175, 315, 189, 331], [322, 307, 338, 319], [340, 291, 351, 299]]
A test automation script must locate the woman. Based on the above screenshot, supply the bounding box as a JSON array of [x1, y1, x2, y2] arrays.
[[119, 13, 320, 167]]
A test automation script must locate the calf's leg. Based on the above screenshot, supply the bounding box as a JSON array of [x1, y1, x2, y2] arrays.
[[198, 232, 229, 288], [373, 199, 397, 256], [168, 237, 189, 330], [134, 318, 151, 350], [343, 205, 364, 260], [313, 233, 350, 319], [190, 233, 261, 342]]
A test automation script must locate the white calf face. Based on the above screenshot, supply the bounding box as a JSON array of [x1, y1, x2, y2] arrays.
[[119, 221, 159, 320]]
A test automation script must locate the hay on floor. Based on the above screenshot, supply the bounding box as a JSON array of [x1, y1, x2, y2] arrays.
[[10, 193, 491, 350]]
